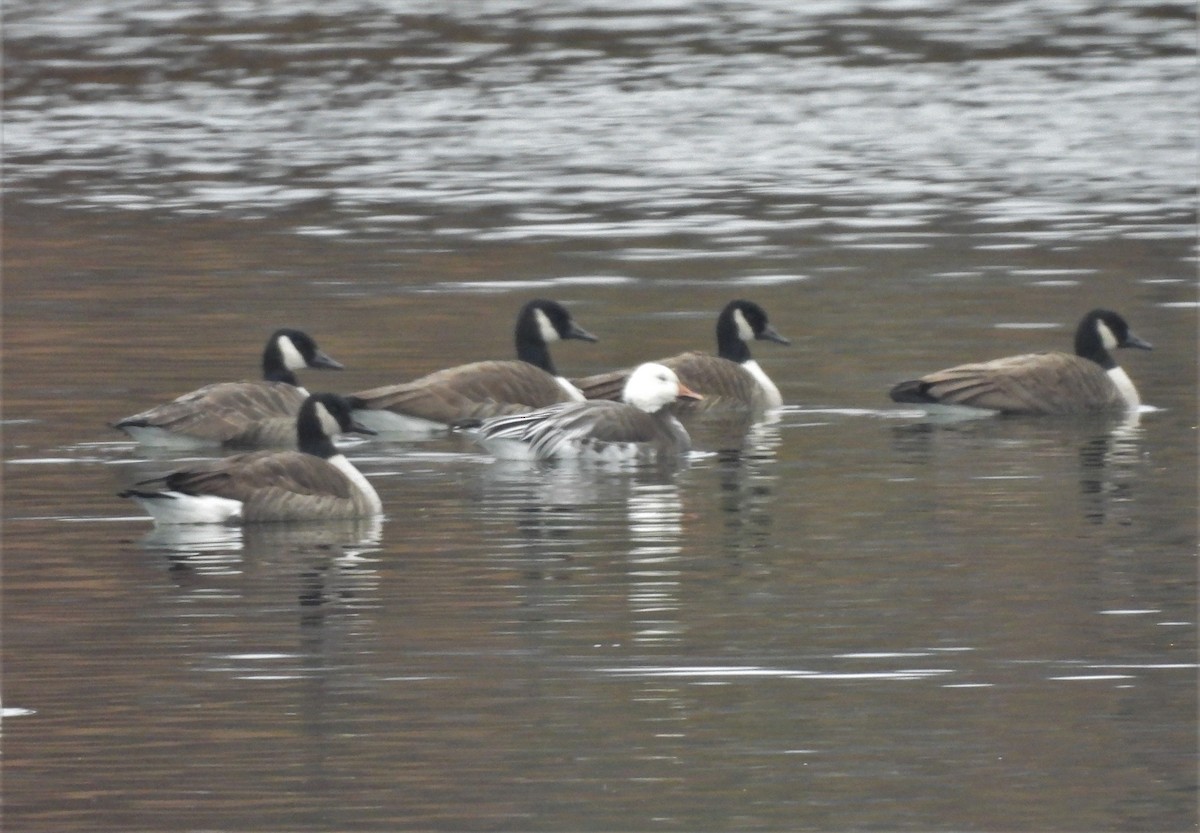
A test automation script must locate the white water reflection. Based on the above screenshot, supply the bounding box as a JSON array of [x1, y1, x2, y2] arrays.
[[626, 483, 685, 647], [6, 1, 1194, 244], [603, 665, 957, 682]]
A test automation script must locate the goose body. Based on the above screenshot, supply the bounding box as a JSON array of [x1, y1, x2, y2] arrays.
[[888, 309, 1152, 415], [350, 299, 597, 434], [572, 300, 789, 412], [113, 329, 344, 449], [473, 362, 701, 463], [119, 393, 382, 524]]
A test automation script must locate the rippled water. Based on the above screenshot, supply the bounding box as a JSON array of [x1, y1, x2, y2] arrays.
[[3, 1, 1196, 831]]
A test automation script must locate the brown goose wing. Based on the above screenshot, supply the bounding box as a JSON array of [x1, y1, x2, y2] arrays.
[[660, 352, 762, 410], [114, 381, 307, 444], [571, 368, 632, 402], [352, 360, 576, 422], [149, 451, 350, 500], [902, 352, 1118, 414], [574, 352, 762, 410]]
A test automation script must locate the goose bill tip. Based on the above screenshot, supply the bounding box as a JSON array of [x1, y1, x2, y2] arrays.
[[314, 351, 345, 370], [762, 327, 791, 346]]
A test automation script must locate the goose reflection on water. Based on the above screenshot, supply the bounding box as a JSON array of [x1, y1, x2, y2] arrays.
[[888, 408, 1151, 530], [1076, 410, 1147, 527], [137, 514, 385, 608], [137, 513, 384, 558]]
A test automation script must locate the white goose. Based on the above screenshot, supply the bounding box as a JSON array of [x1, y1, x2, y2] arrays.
[[349, 299, 598, 434], [889, 309, 1152, 415], [119, 393, 382, 524], [572, 299, 789, 412], [112, 328, 344, 449], [472, 362, 702, 464]]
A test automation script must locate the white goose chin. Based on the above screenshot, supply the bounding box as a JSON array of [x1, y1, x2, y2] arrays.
[[1095, 321, 1119, 351], [314, 402, 342, 437], [278, 334, 309, 370], [732, 308, 755, 341], [534, 309, 561, 343]]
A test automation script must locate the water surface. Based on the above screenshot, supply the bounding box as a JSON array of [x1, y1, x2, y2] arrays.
[[3, 1, 1196, 831]]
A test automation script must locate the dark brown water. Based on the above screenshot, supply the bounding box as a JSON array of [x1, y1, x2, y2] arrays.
[[3, 2, 1196, 831]]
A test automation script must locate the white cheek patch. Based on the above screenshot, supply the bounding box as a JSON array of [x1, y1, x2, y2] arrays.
[[733, 308, 755, 342], [278, 335, 309, 370], [1096, 321, 1119, 351], [534, 309, 561, 343], [315, 402, 341, 437]]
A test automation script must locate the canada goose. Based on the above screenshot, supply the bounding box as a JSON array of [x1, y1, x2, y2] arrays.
[[888, 309, 1152, 415], [349, 299, 598, 433], [472, 362, 702, 463], [572, 299, 790, 412], [112, 329, 344, 449], [119, 393, 382, 524]]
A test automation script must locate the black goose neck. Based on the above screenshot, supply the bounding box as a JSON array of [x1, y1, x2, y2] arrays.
[[1073, 316, 1116, 370], [715, 311, 752, 364], [515, 317, 556, 373], [296, 406, 337, 458], [262, 342, 300, 385]]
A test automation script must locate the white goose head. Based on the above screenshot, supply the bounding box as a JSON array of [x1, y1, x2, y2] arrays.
[[621, 363, 703, 414]]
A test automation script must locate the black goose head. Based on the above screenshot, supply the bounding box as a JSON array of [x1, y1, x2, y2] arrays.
[[715, 300, 790, 363], [514, 300, 598, 372], [263, 329, 344, 384], [1074, 309, 1152, 369], [297, 393, 376, 457]]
